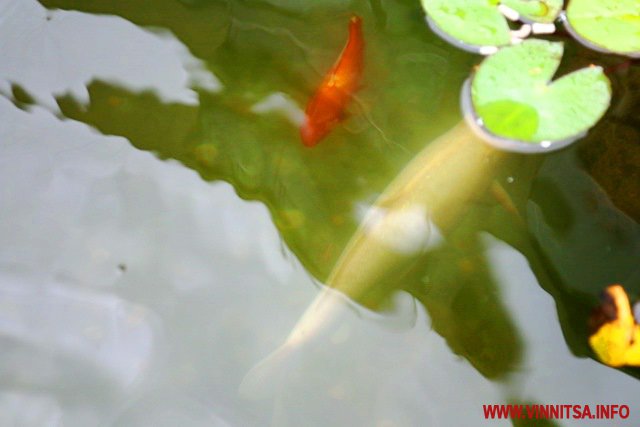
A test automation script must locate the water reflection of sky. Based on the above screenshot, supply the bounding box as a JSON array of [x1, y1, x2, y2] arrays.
[[1, 1, 639, 426]]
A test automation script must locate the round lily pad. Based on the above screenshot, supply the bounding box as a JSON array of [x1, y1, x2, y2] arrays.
[[421, 0, 562, 52], [565, 0, 640, 57], [466, 39, 611, 151]]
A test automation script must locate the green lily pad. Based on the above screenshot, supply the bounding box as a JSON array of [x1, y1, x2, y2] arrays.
[[421, 0, 562, 51], [566, 0, 640, 57], [471, 39, 611, 144], [503, 0, 562, 23]]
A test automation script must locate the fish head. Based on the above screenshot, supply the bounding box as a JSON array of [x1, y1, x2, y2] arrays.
[[300, 116, 334, 147]]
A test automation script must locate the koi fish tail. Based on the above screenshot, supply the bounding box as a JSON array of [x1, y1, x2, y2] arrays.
[[239, 287, 418, 400], [239, 342, 302, 400], [239, 287, 354, 399]]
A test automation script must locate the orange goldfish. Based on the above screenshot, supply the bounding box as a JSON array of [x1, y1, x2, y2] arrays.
[[300, 16, 364, 147]]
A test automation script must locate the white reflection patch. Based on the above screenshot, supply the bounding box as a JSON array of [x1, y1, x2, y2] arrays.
[[251, 92, 305, 126], [361, 204, 442, 255], [532, 22, 556, 35], [497, 4, 520, 21], [0, 0, 223, 111]]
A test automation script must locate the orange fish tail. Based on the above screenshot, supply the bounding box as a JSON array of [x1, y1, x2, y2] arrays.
[[335, 15, 364, 91]]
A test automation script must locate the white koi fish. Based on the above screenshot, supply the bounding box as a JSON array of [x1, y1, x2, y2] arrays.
[[240, 122, 507, 398]]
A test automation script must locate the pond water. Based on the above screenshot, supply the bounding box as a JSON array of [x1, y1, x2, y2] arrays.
[[1, 0, 639, 425]]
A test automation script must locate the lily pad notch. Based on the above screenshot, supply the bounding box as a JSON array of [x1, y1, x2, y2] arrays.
[[463, 39, 611, 152]]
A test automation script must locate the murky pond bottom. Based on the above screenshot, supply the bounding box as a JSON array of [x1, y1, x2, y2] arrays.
[[1, 0, 639, 426]]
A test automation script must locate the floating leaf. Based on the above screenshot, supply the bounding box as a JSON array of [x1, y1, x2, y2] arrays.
[[420, 0, 561, 52], [589, 285, 640, 367], [470, 39, 611, 145], [565, 0, 640, 57]]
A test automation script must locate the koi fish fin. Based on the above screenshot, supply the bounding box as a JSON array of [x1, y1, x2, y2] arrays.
[[239, 343, 301, 400], [358, 290, 418, 331]]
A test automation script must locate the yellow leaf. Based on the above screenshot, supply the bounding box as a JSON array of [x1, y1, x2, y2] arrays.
[[589, 284, 640, 367]]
